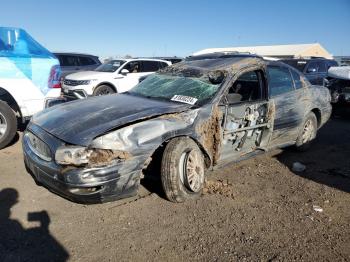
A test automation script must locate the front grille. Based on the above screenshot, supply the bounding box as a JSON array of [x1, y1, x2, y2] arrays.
[[64, 79, 90, 86], [25, 132, 52, 161], [62, 89, 87, 99]]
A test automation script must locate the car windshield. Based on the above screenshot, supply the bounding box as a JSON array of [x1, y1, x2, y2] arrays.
[[129, 72, 223, 105], [95, 60, 125, 72]]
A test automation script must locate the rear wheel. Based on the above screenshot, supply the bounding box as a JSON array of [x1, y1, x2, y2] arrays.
[[0, 101, 17, 150], [93, 85, 116, 96], [161, 137, 205, 203], [295, 112, 317, 151]]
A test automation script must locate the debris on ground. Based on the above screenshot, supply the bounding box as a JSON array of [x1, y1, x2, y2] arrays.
[[203, 179, 235, 198], [292, 162, 306, 172], [313, 205, 323, 213]]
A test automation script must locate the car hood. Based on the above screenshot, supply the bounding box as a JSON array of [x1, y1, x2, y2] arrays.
[[65, 71, 113, 80], [32, 94, 191, 146]]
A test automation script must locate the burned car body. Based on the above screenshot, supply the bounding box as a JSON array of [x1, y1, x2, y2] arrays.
[[23, 54, 332, 203]]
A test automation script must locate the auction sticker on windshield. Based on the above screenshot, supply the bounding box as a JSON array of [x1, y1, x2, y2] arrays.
[[171, 95, 198, 105]]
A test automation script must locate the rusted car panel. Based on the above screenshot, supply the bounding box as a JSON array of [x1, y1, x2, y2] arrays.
[[22, 55, 332, 203]]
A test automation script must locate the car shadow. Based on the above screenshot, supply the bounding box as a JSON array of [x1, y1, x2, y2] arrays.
[[0, 188, 69, 261], [275, 118, 350, 194], [4, 132, 20, 147]]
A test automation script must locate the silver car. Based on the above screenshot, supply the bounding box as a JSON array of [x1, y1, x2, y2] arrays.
[[53, 52, 101, 78]]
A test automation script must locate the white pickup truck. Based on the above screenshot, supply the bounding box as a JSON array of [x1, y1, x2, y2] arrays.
[[0, 27, 61, 149]]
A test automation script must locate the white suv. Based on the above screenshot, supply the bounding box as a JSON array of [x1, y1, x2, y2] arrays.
[[62, 58, 171, 98]]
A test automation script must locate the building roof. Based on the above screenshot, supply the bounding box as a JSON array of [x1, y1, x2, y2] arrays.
[[193, 43, 333, 59]]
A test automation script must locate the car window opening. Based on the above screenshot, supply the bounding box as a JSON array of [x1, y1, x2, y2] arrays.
[[95, 60, 126, 72], [228, 70, 265, 103]]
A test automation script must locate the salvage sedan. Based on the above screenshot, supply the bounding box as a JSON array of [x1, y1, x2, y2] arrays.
[[23, 54, 332, 203]]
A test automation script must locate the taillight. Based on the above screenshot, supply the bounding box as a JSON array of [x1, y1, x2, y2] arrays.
[[48, 65, 62, 89]]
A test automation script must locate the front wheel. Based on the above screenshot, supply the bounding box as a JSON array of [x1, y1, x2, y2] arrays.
[[295, 112, 317, 151], [0, 101, 17, 150], [161, 137, 205, 203], [93, 85, 116, 96]]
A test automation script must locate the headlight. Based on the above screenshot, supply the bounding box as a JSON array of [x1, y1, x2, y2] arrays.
[[81, 80, 91, 85], [78, 80, 98, 85], [55, 146, 130, 167], [55, 146, 92, 166], [86, 79, 98, 84]]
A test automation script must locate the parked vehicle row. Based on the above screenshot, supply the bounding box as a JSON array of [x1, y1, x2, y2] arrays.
[[280, 58, 338, 85], [23, 53, 332, 203]]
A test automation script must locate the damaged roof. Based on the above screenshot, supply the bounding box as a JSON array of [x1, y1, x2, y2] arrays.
[[169, 55, 266, 75]]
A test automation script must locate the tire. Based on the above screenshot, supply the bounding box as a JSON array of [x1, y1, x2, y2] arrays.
[[93, 85, 116, 96], [161, 137, 205, 203], [295, 112, 318, 151], [0, 101, 17, 150]]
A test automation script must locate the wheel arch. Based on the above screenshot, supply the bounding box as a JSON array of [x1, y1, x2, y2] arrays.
[[310, 108, 321, 128], [153, 135, 212, 169], [0, 87, 22, 119], [94, 82, 118, 93]]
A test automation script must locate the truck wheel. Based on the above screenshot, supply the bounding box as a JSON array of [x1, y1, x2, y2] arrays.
[[93, 85, 115, 96], [161, 137, 205, 203], [295, 112, 317, 151], [0, 101, 17, 150]]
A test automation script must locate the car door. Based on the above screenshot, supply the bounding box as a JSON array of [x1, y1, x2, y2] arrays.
[[267, 65, 305, 147], [217, 69, 275, 164], [117, 60, 152, 92], [113, 61, 142, 92]]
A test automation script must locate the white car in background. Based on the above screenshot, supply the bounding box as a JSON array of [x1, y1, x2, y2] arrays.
[[62, 58, 171, 99]]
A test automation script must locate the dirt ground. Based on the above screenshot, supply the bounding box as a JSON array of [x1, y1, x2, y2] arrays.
[[0, 118, 349, 261]]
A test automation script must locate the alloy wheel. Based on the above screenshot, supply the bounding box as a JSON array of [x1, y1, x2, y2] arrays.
[[179, 149, 204, 192], [0, 112, 7, 139], [301, 119, 315, 144]]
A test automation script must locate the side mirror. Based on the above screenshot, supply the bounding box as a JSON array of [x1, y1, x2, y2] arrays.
[[226, 93, 242, 104], [307, 67, 317, 73], [121, 69, 129, 75]]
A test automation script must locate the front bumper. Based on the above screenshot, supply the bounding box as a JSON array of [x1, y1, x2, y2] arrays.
[[22, 125, 144, 204], [61, 88, 89, 100], [62, 83, 94, 100]]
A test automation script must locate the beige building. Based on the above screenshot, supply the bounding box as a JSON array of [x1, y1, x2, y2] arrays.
[[193, 43, 333, 59]]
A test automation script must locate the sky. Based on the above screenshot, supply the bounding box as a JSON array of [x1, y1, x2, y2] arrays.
[[1, 0, 350, 59]]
